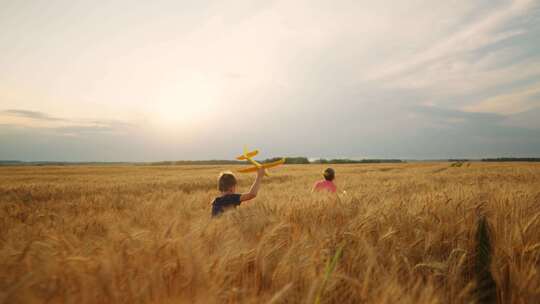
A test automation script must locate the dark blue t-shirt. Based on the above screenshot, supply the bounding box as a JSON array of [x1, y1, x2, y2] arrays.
[[211, 194, 241, 217]]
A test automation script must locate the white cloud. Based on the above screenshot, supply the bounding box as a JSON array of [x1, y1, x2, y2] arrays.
[[0, 109, 132, 136], [366, 0, 537, 94], [464, 82, 540, 114]]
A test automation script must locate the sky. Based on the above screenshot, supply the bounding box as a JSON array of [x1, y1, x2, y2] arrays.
[[1, 0, 540, 161]]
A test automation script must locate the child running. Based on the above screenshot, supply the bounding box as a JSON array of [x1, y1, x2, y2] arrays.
[[211, 167, 265, 217], [312, 167, 337, 193]]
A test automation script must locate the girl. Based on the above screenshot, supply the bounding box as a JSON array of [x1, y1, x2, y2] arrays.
[[312, 168, 337, 193]]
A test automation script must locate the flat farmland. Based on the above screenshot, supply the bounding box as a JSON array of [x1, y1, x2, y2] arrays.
[[1, 163, 539, 303]]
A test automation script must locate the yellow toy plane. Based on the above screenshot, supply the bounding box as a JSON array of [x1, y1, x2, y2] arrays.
[[236, 147, 285, 175]]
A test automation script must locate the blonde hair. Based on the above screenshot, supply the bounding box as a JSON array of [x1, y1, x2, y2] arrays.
[[218, 171, 237, 192]]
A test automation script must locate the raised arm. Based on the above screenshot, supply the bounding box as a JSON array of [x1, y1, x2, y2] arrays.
[[240, 167, 265, 202]]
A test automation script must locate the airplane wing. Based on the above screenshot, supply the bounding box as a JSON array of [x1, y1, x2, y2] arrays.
[[237, 167, 260, 173], [236, 150, 259, 160], [237, 158, 285, 173]]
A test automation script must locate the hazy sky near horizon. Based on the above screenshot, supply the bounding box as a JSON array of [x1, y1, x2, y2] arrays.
[[1, 0, 540, 161]]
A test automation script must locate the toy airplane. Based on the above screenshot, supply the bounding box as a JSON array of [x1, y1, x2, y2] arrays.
[[236, 147, 285, 175]]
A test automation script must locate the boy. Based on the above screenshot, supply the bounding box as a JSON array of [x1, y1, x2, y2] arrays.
[[312, 167, 337, 193], [211, 167, 265, 217]]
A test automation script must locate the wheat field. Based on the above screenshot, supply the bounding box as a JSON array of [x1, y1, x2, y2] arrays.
[[1, 163, 539, 303]]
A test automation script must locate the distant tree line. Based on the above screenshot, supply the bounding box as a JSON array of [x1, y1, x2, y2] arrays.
[[263, 157, 310, 164], [149, 160, 244, 165], [448, 159, 469, 162], [0, 160, 24, 165], [0, 158, 407, 166], [481, 158, 540, 162], [313, 158, 403, 164], [262, 157, 404, 164], [10, 157, 540, 167], [0, 160, 129, 166]]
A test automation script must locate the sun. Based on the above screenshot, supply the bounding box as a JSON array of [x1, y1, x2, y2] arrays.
[[150, 77, 219, 130]]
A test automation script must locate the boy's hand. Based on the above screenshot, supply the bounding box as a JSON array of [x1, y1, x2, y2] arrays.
[[257, 167, 266, 176]]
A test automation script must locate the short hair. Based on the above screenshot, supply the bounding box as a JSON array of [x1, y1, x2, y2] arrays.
[[323, 168, 335, 181], [218, 171, 237, 192]]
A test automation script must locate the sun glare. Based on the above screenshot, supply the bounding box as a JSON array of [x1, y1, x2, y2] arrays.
[[150, 77, 219, 130]]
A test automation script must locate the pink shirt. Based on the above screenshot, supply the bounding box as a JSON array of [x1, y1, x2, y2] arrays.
[[313, 180, 337, 193]]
